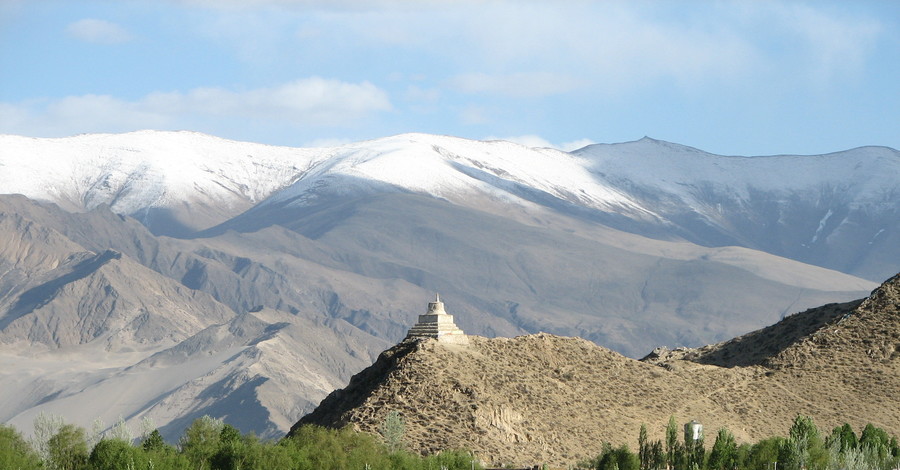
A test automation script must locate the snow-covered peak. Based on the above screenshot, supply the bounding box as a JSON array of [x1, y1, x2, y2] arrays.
[[0, 131, 321, 227], [263, 132, 652, 218], [2, 130, 897, 242], [575, 138, 900, 202]]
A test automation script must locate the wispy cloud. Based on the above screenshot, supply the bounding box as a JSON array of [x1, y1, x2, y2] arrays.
[[458, 105, 490, 126], [145, 78, 391, 123], [66, 19, 133, 44], [758, 3, 883, 84], [172, 0, 486, 10], [0, 78, 391, 137], [4, 0, 893, 152], [447, 72, 584, 98], [167, 1, 887, 99]]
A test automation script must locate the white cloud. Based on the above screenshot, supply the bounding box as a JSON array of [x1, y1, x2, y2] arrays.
[[149, 78, 391, 123], [0, 78, 391, 137], [66, 19, 133, 44]]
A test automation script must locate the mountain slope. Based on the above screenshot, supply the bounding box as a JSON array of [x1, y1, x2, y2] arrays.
[[574, 138, 900, 280], [0, 195, 383, 441], [296, 275, 900, 468], [205, 191, 873, 356]]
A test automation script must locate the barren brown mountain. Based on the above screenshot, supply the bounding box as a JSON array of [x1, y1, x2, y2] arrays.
[[294, 274, 900, 468]]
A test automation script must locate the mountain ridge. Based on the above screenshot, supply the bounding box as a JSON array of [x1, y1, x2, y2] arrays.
[[2, 130, 895, 279]]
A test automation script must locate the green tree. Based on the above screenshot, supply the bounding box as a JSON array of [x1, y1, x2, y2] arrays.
[[107, 416, 133, 443], [283, 424, 394, 470], [859, 423, 891, 461], [46, 424, 89, 470], [649, 440, 665, 470], [31, 411, 64, 463], [614, 445, 641, 470], [745, 436, 784, 470], [142, 429, 170, 452], [590, 444, 639, 470], [380, 410, 406, 454], [89, 438, 148, 470], [0, 424, 41, 470], [689, 436, 705, 470], [708, 428, 737, 470], [639, 424, 650, 470], [827, 423, 858, 453], [666, 416, 678, 470], [254, 440, 296, 470], [180, 416, 225, 470], [859, 424, 890, 449], [782, 415, 827, 470], [426, 449, 483, 470], [736, 443, 752, 470], [211, 424, 259, 470]]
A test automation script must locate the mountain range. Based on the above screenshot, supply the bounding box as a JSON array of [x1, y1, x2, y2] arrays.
[[0, 130, 895, 441]]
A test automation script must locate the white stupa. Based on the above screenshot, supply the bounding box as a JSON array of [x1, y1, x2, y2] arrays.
[[405, 294, 469, 344]]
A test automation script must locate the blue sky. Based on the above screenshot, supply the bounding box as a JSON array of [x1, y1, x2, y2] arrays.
[[1, 0, 898, 155]]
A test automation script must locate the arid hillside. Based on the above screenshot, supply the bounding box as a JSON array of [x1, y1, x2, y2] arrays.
[[295, 274, 900, 468]]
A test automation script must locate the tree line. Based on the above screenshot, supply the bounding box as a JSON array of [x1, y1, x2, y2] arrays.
[[0, 413, 481, 470], [582, 415, 900, 470], [2, 412, 898, 469]]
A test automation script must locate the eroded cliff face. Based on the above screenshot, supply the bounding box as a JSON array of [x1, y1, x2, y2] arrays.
[[296, 275, 900, 468]]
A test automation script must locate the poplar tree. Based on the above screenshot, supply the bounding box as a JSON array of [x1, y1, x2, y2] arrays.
[[639, 423, 650, 470], [666, 416, 678, 470], [380, 410, 406, 453], [708, 428, 737, 470]]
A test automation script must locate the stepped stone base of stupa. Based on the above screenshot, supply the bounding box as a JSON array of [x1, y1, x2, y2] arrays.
[[405, 295, 469, 344]]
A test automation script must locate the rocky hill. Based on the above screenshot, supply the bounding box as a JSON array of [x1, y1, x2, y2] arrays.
[[295, 274, 900, 468]]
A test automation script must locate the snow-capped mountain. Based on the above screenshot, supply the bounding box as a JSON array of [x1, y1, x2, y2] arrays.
[[261, 134, 653, 218], [2, 130, 896, 280], [219, 132, 897, 281], [574, 138, 900, 280], [0, 131, 318, 236], [0, 130, 894, 442]]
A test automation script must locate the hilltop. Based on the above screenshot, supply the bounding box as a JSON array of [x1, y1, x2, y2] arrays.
[[295, 274, 900, 468]]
